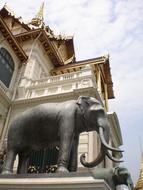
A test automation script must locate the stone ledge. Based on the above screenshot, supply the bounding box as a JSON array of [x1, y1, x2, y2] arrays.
[[0, 172, 112, 190]]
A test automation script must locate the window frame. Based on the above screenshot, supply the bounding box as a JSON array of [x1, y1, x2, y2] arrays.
[[0, 47, 14, 88]]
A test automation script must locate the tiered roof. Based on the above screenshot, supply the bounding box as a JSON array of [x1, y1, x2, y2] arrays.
[[0, 15, 28, 62], [0, 3, 75, 65], [14, 28, 75, 66], [0, 4, 30, 31], [0, 3, 114, 99]]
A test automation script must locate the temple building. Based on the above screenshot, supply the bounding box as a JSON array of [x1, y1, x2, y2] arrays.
[[135, 155, 143, 190], [0, 3, 123, 173]]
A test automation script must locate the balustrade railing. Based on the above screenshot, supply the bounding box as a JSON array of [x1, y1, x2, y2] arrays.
[[17, 66, 97, 99], [30, 68, 93, 87]]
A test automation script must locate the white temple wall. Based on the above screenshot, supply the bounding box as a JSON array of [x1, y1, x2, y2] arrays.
[[22, 40, 54, 78], [0, 33, 22, 141]]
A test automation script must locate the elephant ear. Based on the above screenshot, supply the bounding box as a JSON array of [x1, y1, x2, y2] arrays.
[[76, 96, 91, 118], [77, 96, 105, 121], [77, 96, 100, 107], [77, 96, 90, 106]]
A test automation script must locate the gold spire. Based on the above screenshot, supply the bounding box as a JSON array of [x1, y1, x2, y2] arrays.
[[135, 154, 143, 190], [30, 1, 45, 27]]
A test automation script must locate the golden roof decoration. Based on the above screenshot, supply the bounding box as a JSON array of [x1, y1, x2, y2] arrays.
[[135, 154, 143, 190], [0, 3, 30, 31], [102, 54, 109, 62], [30, 1, 45, 27], [64, 54, 75, 65], [3, 3, 16, 17], [3, 3, 24, 23], [0, 15, 28, 62]]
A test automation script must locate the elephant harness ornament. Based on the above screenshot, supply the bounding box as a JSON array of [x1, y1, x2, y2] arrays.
[[2, 96, 123, 174]]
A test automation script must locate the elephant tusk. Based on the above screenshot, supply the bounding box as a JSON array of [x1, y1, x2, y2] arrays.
[[99, 127, 123, 153], [80, 146, 105, 168], [106, 150, 123, 163]]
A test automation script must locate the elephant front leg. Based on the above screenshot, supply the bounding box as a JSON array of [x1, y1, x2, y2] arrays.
[[68, 136, 79, 172], [57, 134, 74, 173], [56, 116, 75, 173]]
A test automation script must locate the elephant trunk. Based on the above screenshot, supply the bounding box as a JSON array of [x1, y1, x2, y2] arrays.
[[80, 126, 123, 168], [80, 145, 105, 168]]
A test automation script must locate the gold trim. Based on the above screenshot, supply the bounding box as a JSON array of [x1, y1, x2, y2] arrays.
[[30, 1, 45, 27], [135, 155, 143, 190], [0, 15, 28, 62]]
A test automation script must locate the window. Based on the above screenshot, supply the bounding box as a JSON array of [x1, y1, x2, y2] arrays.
[[0, 47, 14, 87]]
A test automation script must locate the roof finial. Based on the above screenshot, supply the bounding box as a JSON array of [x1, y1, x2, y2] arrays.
[[30, 1, 45, 27]]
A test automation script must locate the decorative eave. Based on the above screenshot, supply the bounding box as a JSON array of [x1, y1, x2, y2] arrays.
[[50, 35, 76, 63], [65, 37, 76, 63], [0, 4, 30, 31], [0, 15, 28, 63], [51, 56, 114, 99], [15, 29, 75, 66], [51, 56, 107, 73], [103, 55, 114, 99]]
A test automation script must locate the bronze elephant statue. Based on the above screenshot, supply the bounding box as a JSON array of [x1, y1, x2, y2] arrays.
[[90, 166, 134, 190], [2, 96, 123, 174]]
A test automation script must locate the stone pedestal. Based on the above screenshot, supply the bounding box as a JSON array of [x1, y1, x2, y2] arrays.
[[0, 172, 112, 190]]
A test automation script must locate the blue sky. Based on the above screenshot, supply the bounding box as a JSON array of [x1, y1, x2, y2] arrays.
[[0, 0, 143, 183]]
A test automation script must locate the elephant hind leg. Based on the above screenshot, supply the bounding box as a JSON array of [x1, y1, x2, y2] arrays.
[[2, 149, 17, 174], [17, 153, 29, 174]]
